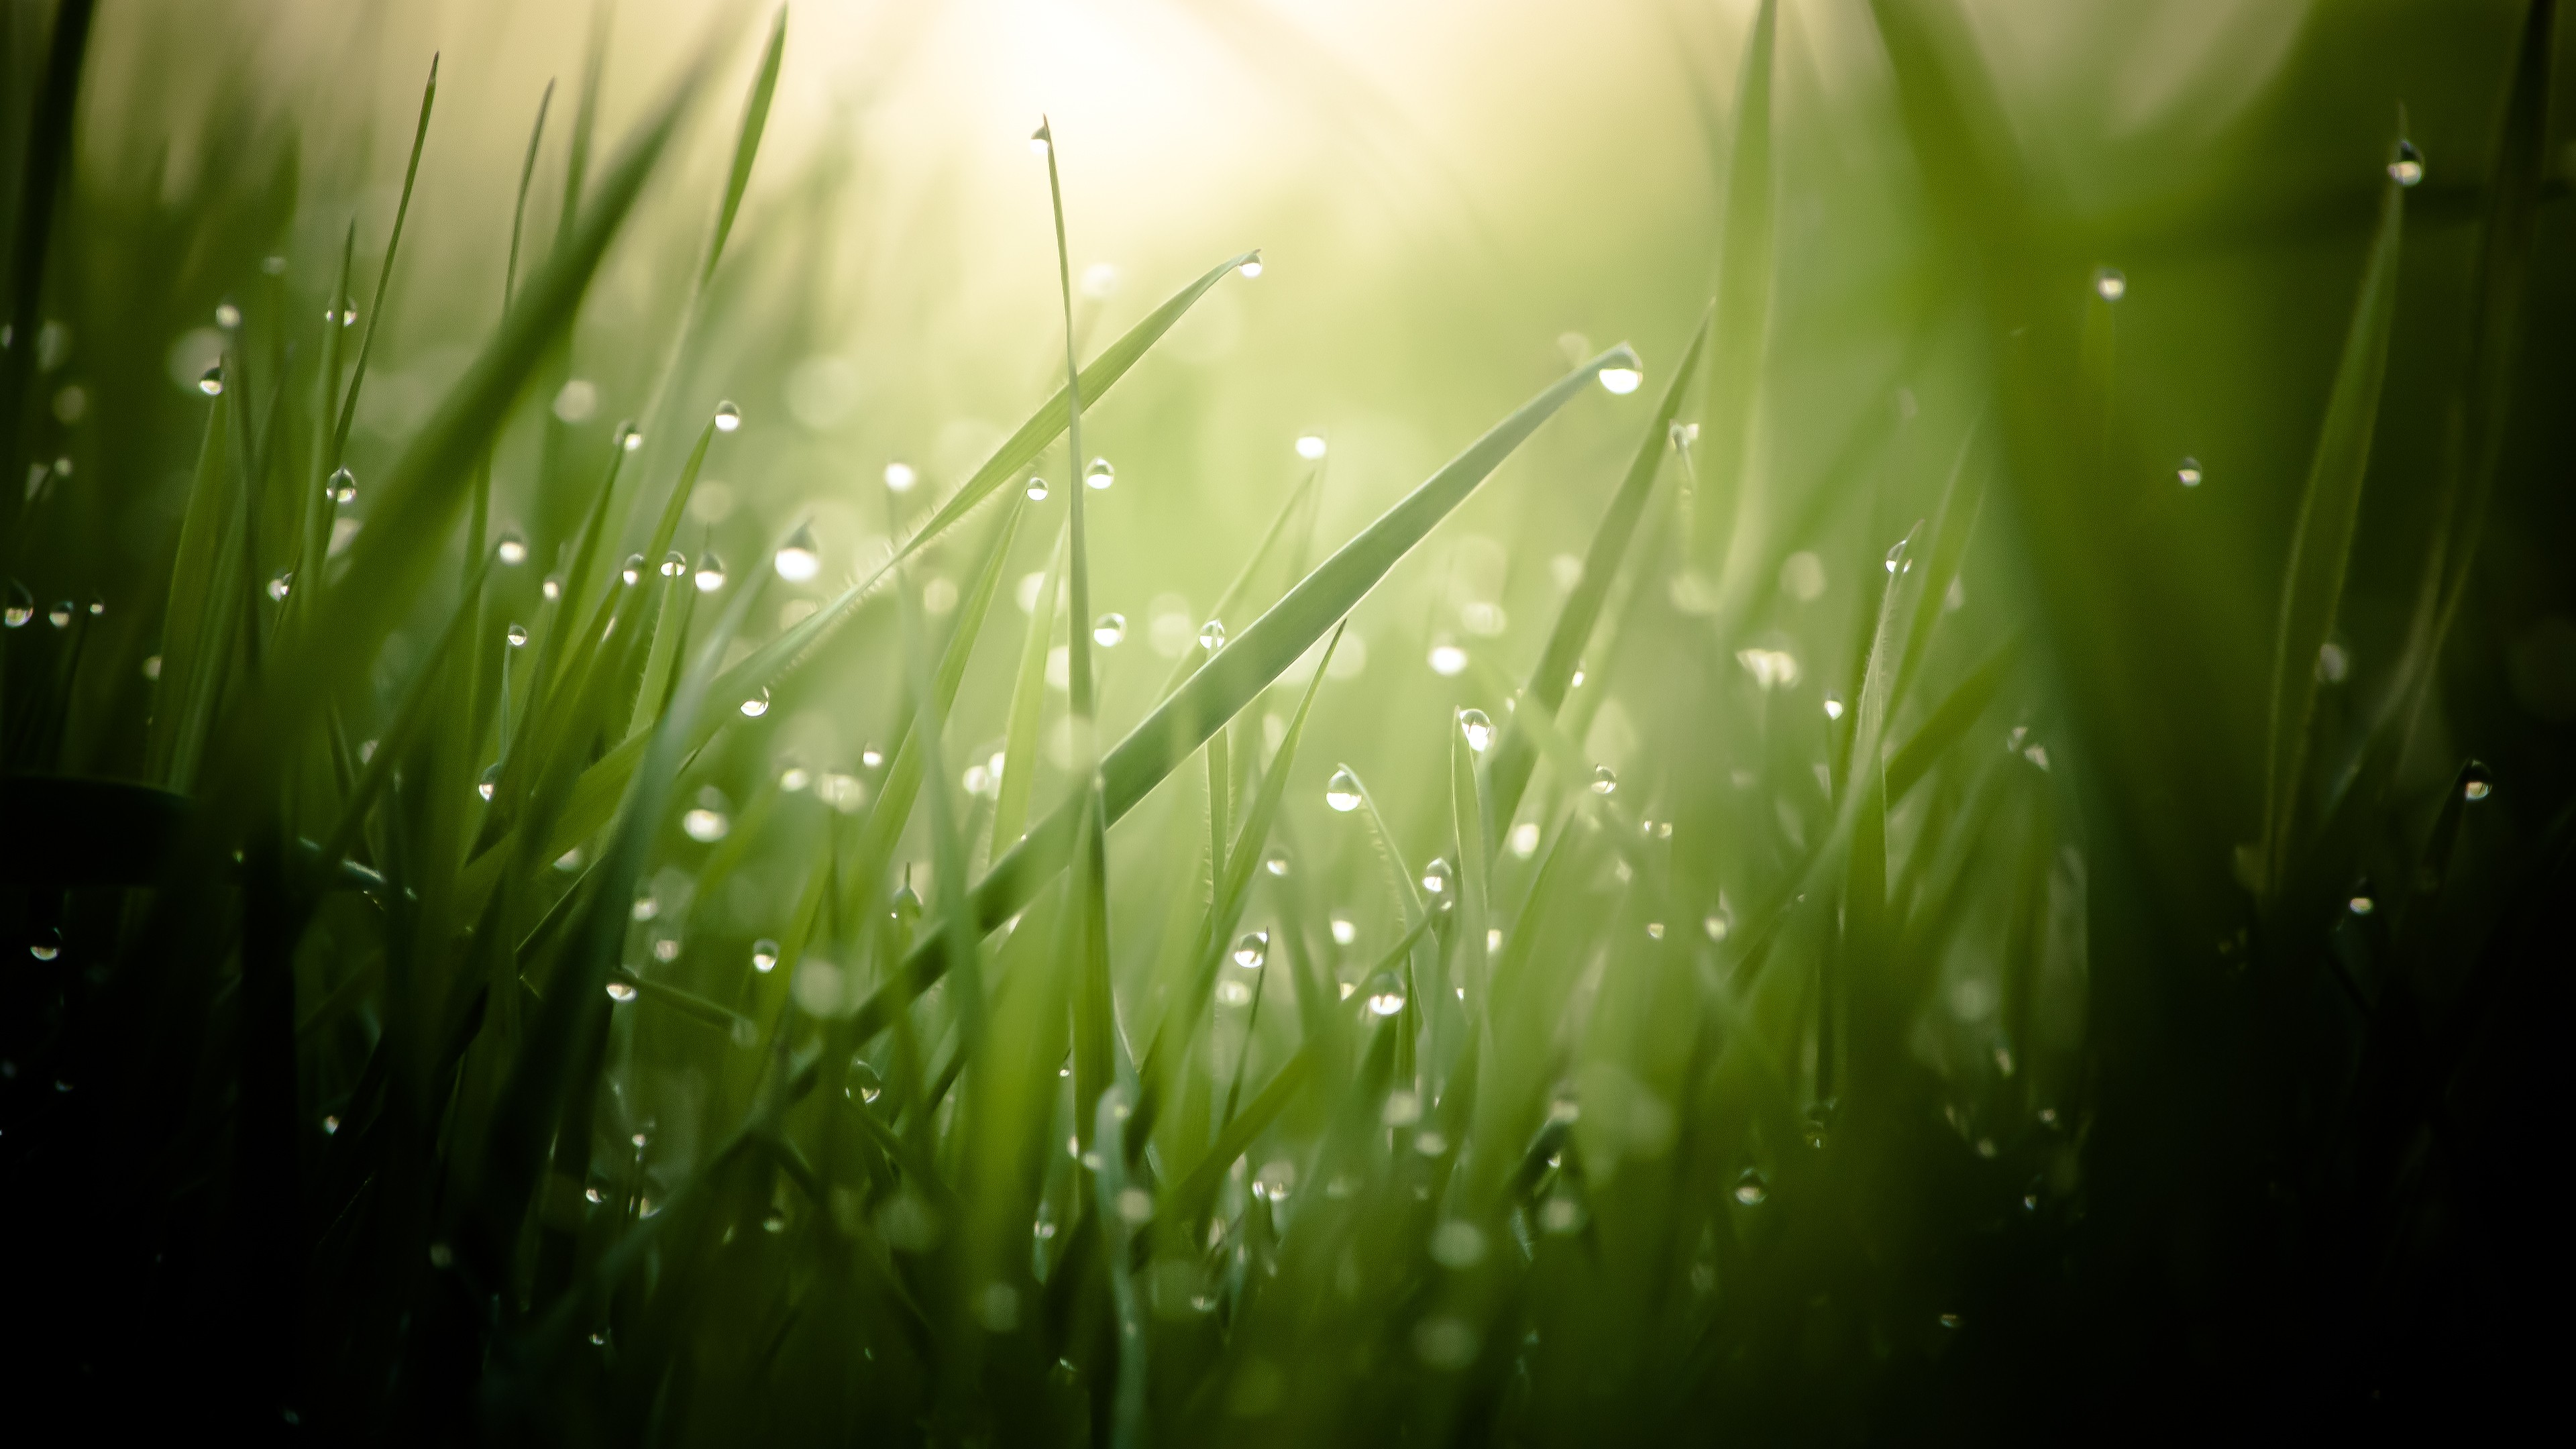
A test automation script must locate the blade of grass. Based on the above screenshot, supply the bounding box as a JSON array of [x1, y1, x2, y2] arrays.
[[504, 78, 557, 311], [704, 7, 785, 288], [1695, 0, 1776, 568], [329, 54, 439, 473], [2259, 154, 2404, 902], [1487, 311, 1708, 826], [992, 521, 1067, 851]]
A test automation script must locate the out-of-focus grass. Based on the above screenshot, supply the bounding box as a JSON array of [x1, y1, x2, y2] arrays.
[[4, 0, 2573, 1439]]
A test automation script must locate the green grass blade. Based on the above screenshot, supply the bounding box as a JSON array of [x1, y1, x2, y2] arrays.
[[698, 249, 1256, 727], [329, 53, 439, 472], [2258, 160, 2404, 900], [703, 7, 786, 288], [991, 521, 1067, 851], [1693, 0, 1775, 566], [1884, 635, 2020, 804], [846, 348, 1634, 1043], [1487, 311, 1707, 826], [504, 78, 555, 310], [1039, 119, 1099, 729]]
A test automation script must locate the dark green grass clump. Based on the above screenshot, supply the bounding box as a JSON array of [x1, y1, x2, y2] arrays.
[[3, 1, 2572, 1441]]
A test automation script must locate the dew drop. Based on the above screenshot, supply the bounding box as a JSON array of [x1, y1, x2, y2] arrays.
[[477, 763, 500, 801], [1197, 619, 1226, 652], [1326, 766, 1363, 812], [621, 553, 644, 586], [1458, 708, 1493, 752], [682, 808, 729, 842], [1028, 121, 1053, 155], [2348, 893, 2375, 917], [775, 523, 821, 582], [1229, 929, 1271, 970], [694, 552, 727, 592], [713, 400, 742, 432], [1264, 848, 1290, 877], [1824, 696, 1845, 721], [1704, 911, 1731, 942], [2388, 139, 2424, 187], [1092, 612, 1126, 647], [1597, 346, 1644, 394], [30, 928, 63, 962], [1591, 765, 1617, 796], [883, 460, 917, 492], [1025, 475, 1051, 501], [1363, 972, 1407, 1016], [1084, 456, 1115, 490], [198, 365, 225, 396], [741, 688, 771, 718], [1428, 641, 1468, 676], [327, 466, 357, 504], [541, 575, 561, 599], [1216, 978, 1252, 1007], [1238, 250, 1264, 279], [752, 938, 780, 973], [215, 302, 242, 329], [1331, 915, 1358, 945], [1420, 858, 1452, 896], [2462, 761, 2492, 801], [2093, 266, 2127, 302], [1733, 1168, 1769, 1206], [3, 580, 31, 628], [46, 600, 73, 629], [1885, 539, 1910, 574], [849, 1059, 884, 1104], [623, 429, 644, 453], [2176, 456, 2202, 488], [1295, 435, 1328, 460], [605, 981, 638, 1002]]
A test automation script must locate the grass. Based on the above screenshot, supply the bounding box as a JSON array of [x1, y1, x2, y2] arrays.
[[4, 0, 2573, 1440]]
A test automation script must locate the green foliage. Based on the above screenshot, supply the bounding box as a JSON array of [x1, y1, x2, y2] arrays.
[[3, 1, 2571, 1441]]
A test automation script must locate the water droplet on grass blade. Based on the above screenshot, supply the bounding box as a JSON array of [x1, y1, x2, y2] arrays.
[[2093, 266, 2127, 301], [1364, 973, 1407, 1016], [741, 688, 771, 718], [751, 938, 780, 973], [682, 808, 729, 842], [1198, 619, 1226, 651], [215, 302, 241, 329], [1733, 1169, 1768, 1205], [1591, 765, 1617, 796], [1326, 767, 1363, 812], [1084, 456, 1115, 489], [656, 551, 686, 579], [1232, 931, 1268, 968], [46, 601, 72, 628], [4, 581, 31, 628], [1597, 345, 1644, 394], [504, 623, 527, 649], [1238, 251, 1264, 278], [30, 928, 62, 961], [1459, 708, 1493, 751], [1428, 641, 1468, 676], [327, 466, 356, 504], [883, 460, 917, 492], [1093, 612, 1126, 647], [2177, 456, 2202, 487], [1265, 849, 1291, 876], [477, 764, 500, 801], [849, 1059, 884, 1104], [2462, 761, 2493, 801], [694, 553, 726, 592], [1025, 475, 1050, 501], [1295, 434, 1327, 460], [198, 365, 224, 396], [1028, 121, 1052, 155], [2389, 139, 2424, 186], [623, 429, 644, 453], [605, 981, 637, 1002], [714, 400, 741, 431], [621, 553, 644, 586], [775, 523, 821, 582], [1421, 859, 1452, 895]]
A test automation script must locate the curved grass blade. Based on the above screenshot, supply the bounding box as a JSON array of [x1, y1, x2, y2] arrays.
[[329, 53, 439, 472], [1695, 0, 1776, 566], [1039, 117, 1099, 726], [2258, 160, 2404, 900], [847, 345, 1637, 1041], [704, 7, 786, 288], [700, 250, 1257, 716], [1487, 311, 1708, 826], [504, 78, 556, 310]]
